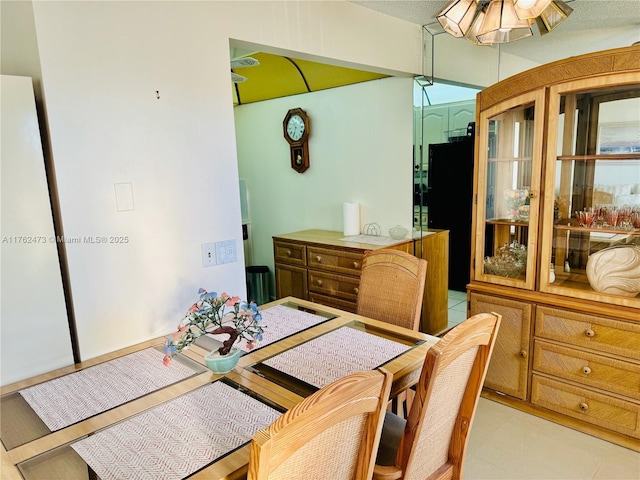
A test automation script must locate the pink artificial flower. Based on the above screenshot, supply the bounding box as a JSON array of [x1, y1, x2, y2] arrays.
[[246, 341, 255, 351], [225, 295, 241, 307], [188, 303, 198, 313], [178, 325, 188, 333], [163, 355, 172, 367]]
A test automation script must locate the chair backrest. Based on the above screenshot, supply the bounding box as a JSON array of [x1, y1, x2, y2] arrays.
[[248, 369, 393, 480], [377, 312, 501, 480], [356, 249, 428, 331]]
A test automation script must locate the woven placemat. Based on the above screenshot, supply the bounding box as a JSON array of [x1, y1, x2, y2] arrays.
[[71, 381, 282, 480], [262, 326, 411, 388], [19, 348, 198, 431], [199, 304, 330, 353]]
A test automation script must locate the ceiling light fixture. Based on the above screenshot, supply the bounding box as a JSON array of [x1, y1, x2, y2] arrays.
[[435, 0, 573, 45], [535, 0, 574, 35], [477, 0, 533, 44], [436, 0, 478, 37]]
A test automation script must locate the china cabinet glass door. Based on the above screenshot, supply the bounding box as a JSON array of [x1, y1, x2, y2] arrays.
[[540, 73, 640, 307], [474, 90, 544, 289]]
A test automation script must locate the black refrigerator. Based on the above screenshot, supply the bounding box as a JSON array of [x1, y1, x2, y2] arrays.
[[427, 135, 475, 292]]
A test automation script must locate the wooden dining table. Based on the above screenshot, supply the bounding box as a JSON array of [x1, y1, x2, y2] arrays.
[[0, 297, 439, 480]]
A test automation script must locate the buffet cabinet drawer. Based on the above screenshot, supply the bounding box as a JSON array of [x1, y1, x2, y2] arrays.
[[308, 271, 360, 302], [308, 292, 357, 313], [307, 247, 363, 276], [531, 374, 640, 438], [274, 241, 306, 266], [274, 263, 308, 300], [533, 340, 640, 399], [535, 306, 640, 360]]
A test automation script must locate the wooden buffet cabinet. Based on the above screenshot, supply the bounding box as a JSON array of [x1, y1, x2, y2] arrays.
[[469, 47, 640, 450], [273, 229, 449, 335]]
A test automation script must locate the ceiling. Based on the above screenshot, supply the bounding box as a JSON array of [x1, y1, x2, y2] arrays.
[[231, 51, 388, 106], [231, 1, 639, 104], [352, 0, 640, 64]]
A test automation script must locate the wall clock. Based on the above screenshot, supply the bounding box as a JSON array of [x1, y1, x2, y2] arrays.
[[283, 108, 310, 173]]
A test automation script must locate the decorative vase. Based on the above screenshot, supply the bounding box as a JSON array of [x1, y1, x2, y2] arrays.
[[586, 245, 640, 297], [204, 347, 242, 374]]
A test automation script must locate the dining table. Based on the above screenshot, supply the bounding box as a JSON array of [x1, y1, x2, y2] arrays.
[[0, 297, 439, 480]]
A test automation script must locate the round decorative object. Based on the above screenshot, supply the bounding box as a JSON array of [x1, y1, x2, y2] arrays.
[[389, 225, 408, 240], [586, 245, 640, 297], [204, 347, 242, 374]]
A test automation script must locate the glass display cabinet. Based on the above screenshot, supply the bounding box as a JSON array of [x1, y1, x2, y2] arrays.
[[474, 90, 544, 290], [469, 47, 640, 451], [539, 74, 640, 308]]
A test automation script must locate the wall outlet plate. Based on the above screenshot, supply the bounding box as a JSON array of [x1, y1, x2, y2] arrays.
[[201, 242, 217, 267]]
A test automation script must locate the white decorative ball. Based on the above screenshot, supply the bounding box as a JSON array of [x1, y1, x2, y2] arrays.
[[586, 245, 640, 297]]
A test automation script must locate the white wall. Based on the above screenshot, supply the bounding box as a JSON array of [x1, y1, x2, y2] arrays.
[[1, 75, 74, 385], [235, 77, 414, 290], [24, 0, 422, 362], [431, 32, 539, 87]]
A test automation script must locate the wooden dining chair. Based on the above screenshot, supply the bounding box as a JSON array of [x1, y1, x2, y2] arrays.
[[356, 249, 427, 417], [247, 369, 393, 480], [356, 249, 428, 332], [373, 312, 502, 480]]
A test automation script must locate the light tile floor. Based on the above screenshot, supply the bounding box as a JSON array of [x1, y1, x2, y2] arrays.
[[448, 289, 469, 329], [466, 398, 640, 479], [447, 290, 640, 479]]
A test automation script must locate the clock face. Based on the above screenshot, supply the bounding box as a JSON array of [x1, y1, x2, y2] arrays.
[[286, 114, 306, 141]]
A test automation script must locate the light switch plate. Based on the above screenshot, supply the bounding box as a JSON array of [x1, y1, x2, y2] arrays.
[[215, 240, 237, 264]]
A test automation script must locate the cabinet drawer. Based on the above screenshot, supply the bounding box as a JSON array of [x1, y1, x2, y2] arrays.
[[308, 292, 357, 314], [308, 270, 360, 302], [307, 247, 363, 276], [533, 340, 640, 399], [536, 306, 640, 360], [531, 374, 640, 438], [274, 264, 307, 300], [274, 241, 306, 266]]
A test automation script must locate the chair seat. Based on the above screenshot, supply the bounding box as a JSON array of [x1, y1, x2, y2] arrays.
[[376, 410, 406, 466]]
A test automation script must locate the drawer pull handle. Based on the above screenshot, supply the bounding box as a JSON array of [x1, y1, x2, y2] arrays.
[[316, 279, 323, 286], [582, 366, 591, 375], [519, 350, 527, 359], [585, 329, 595, 338], [315, 255, 322, 263], [353, 287, 359, 294], [286, 249, 292, 256], [579, 402, 589, 412], [352, 261, 359, 269]]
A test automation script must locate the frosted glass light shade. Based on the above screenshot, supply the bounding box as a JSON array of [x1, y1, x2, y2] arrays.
[[513, 0, 553, 19], [437, 0, 479, 37], [465, 10, 491, 45], [536, 0, 573, 35], [477, 0, 533, 44]]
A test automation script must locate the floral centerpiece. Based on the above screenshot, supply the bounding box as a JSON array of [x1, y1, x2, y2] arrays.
[[163, 288, 263, 366]]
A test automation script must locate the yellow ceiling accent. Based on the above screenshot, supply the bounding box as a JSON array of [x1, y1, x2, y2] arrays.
[[232, 52, 389, 106]]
